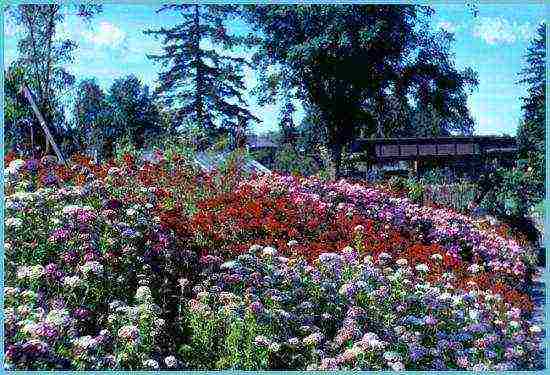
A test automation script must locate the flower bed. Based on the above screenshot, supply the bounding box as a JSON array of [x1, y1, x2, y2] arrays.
[[3, 151, 543, 370]]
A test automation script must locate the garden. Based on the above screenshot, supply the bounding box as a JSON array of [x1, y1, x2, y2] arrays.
[[3, 149, 544, 371]]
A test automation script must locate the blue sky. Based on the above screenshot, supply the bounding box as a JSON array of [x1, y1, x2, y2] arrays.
[[3, 3, 546, 135]]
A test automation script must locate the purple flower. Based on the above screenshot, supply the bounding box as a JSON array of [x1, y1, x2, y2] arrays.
[[122, 228, 138, 238], [409, 346, 427, 362], [44, 263, 58, 276], [36, 323, 58, 339], [49, 228, 69, 242], [73, 307, 90, 319], [105, 199, 122, 210], [25, 159, 39, 171], [425, 315, 438, 326], [41, 173, 58, 186], [249, 301, 264, 314]]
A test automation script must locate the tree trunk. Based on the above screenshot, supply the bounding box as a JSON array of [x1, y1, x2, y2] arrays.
[[327, 142, 343, 181], [193, 5, 204, 128]]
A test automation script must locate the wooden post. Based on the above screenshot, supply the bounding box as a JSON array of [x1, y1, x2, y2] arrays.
[[20, 83, 66, 166]]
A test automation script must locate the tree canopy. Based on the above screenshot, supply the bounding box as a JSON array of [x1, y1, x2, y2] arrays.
[[243, 5, 478, 178], [516, 22, 546, 199], [4, 4, 102, 154], [144, 4, 259, 143]]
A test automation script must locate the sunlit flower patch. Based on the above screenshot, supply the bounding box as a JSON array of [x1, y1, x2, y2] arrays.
[[3, 151, 543, 370]]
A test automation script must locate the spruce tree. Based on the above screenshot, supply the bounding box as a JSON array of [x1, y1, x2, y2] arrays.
[[144, 4, 258, 141]]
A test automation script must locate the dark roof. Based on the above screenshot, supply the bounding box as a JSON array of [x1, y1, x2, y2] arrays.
[[355, 135, 516, 144]]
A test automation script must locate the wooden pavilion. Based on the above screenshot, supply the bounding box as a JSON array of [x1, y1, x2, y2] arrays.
[[348, 135, 518, 180]]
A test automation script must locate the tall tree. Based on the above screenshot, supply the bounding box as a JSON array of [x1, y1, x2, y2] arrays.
[[144, 4, 258, 142], [243, 5, 478, 179], [278, 99, 297, 145], [517, 22, 546, 199], [73, 78, 111, 158], [5, 4, 102, 153], [107, 75, 163, 150]]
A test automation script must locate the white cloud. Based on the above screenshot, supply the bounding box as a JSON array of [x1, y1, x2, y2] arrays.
[[438, 21, 458, 34], [81, 21, 126, 47], [472, 17, 535, 45]]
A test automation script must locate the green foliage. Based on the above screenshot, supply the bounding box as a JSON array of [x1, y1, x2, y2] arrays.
[[405, 178, 425, 204], [516, 22, 545, 201], [480, 166, 542, 219], [5, 4, 102, 153], [243, 5, 478, 178], [272, 144, 319, 176], [184, 307, 269, 370], [144, 4, 258, 138], [73, 78, 111, 157], [387, 176, 408, 192], [419, 168, 452, 185], [107, 75, 164, 148]]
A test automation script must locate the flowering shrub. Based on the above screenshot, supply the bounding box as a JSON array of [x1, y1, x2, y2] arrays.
[[3, 151, 543, 370], [187, 246, 544, 370]]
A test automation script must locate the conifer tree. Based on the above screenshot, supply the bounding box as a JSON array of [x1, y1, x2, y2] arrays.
[[145, 4, 258, 141]]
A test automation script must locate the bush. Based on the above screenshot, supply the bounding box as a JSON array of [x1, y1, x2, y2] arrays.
[[272, 143, 320, 176], [479, 166, 542, 220]]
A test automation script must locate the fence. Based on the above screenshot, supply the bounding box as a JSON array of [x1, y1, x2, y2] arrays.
[[421, 183, 479, 213]]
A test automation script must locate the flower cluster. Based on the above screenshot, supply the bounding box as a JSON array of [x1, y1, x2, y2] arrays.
[[188, 246, 544, 370], [3, 151, 543, 370]]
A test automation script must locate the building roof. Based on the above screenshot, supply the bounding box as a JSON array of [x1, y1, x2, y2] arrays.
[[194, 151, 271, 174], [247, 134, 279, 149]]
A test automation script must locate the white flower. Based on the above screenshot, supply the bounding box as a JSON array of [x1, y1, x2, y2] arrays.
[[396, 258, 408, 267], [118, 324, 139, 340], [269, 342, 281, 352], [62, 205, 81, 215], [135, 286, 152, 302], [29, 265, 45, 280], [430, 253, 443, 262], [126, 208, 137, 216], [21, 321, 40, 336], [73, 335, 96, 350], [468, 309, 479, 321], [220, 261, 238, 270], [17, 266, 31, 279], [415, 263, 429, 273], [7, 159, 25, 175], [4, 287, 18, 297], [80, 261, 103, 275], [107, 167, 121, 176], [63, 275, 82, 288], [143, 359, 159, 370], [154, 318, 165, 328], [509, 320, 520, 329], [164, 356, 177, 368], [5, 217, 23, 229], [389, 361, 405, 371], [3, 242, 12, 253], [529, 325, 542, 334], [467, 264, 481, 273], [46, 309, 70, 327], [262, 246, 277, 257], [378, 252, 392, 261]]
